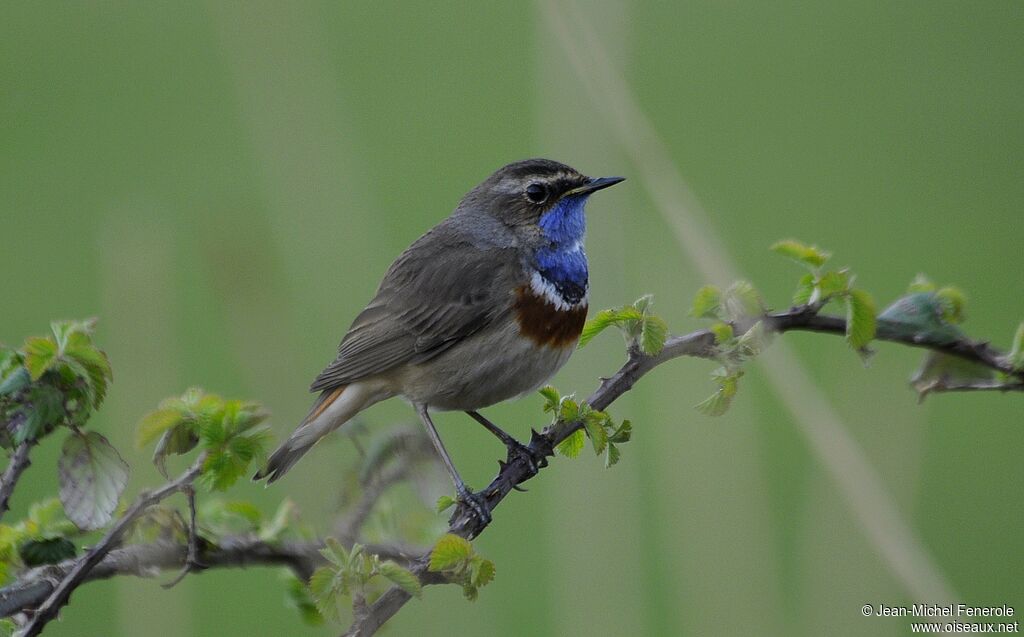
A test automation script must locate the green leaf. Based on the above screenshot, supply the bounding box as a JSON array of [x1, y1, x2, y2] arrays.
[[792, 273, 815, 306], [608, 419, 632, 443], [58, 431, 130, 531], [582, 412, 608, 455], [62, 331, 112, 408], [136, 408, 186, 448], [152, 424, 199, 478], [309, 566, 349, 622], [538, 386, 560, 413], [28, 498, 77, 539], [1007, 323, 1024, 372], [0, 366, 29, 398], [689, 285, 721, 319], [436, 495, 457, 513], [709, 322, 733, 345], [198, 428, 271, 492], [22, 337, 58, 381], [696, 373, 740, 417], [845, 289, 877, 350], [319, 537, 350, 569], [470, 557, 496, 588], [13, 384, 64, 445], [19, 537, 76, 566], [639, 315, 668, 356], [935, 287, 967, 324], [604, 442, 621, 468], [379, 561, 422, 597], [816, 269, 850, 299], [429, 533, 473, 572], [554, 428, 585, 459], [722, 280, 762, 321], [556, 396, 579, 423], [578, 309, 618, 348], [770, 239, 831, 269]]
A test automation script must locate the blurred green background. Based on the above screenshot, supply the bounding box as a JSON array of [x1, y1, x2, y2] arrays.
[[2, 1, 1022, 635]]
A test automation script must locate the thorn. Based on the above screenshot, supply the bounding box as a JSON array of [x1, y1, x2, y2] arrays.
[[513, 484, 528, 492]]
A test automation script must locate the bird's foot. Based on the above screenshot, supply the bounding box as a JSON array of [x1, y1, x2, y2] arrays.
[[456, 485, 492, 527], [503, 439, 547, 480]]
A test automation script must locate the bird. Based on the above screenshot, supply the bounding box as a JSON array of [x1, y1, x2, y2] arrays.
[[254, 158, 624, 523]]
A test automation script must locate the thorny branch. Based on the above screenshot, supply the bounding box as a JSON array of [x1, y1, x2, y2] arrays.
[[0, 442, 31, 524], [341, 307, 1023, 637], [0, 305, 1019, 636]]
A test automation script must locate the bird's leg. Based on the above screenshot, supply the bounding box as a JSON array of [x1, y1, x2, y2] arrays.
[[416, 404, 491, 525], [465, 411, 546, 478]]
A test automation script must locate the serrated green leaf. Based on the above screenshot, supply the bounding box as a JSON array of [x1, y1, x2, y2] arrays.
[[907, 273, 936, 293], [582, 412, 608, 455], [429, 533, 474, 572], [604, 442, 621, 468], [935, 287, 967, 324], [309, 565, 348, 622], [554, 428, 585, 459], [770, 239, 831, 269], [436, 495, 456, 513], [817, 269, 850, 299], [689, 285, 721, 319], [199, 427, 270, 492], [696, 373, 739, 417], [136, 408, 186, 448], [0, 367, 29, 398], [639, 315, 668, 356], [18, 537, 76, 566], [58, 431, 130, 531], [28, 498, 77, 539], [14, 383, 64, 444], [845, 289, 877, 350], [152, 424, 199, 479], [538, 386, 560, 412], [471, 557, 496, 588], [608, 419, 632, 443], [62, 331, 112, 409], [22, 337, 58, 381], [556, 396, 579, 423], [379, 561, 422, 597], [578, 309, 618, 348], [792, 273, 815, 306]]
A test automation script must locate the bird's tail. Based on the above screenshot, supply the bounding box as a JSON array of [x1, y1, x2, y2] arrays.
[[254, 382, 377, 484]]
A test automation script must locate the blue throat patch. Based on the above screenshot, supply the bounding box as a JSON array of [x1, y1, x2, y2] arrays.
[[534, 194, 589, 305]]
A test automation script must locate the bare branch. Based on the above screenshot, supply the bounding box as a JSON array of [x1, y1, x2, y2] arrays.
[[0, 442, 32, 524]]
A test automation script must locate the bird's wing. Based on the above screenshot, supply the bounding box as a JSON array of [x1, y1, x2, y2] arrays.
[[309, 228, 519, 392]]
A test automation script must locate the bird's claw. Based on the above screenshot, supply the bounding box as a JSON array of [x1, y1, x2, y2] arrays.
[[504, 440, 546, 479], [456, 487, 492, 527]]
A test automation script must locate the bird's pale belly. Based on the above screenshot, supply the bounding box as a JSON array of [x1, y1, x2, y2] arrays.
[[392, 318, 578, 411]]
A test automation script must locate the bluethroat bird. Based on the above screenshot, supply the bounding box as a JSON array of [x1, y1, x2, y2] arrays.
[[255, 159, 624, 522]]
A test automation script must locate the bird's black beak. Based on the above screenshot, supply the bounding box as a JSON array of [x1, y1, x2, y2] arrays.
[[565, 176, 626, 197]]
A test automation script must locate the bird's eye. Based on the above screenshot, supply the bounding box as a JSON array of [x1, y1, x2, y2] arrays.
[[525, 183, 548, 203]]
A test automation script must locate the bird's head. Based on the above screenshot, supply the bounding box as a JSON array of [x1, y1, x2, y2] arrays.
[[455, 158, 624, 251]]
